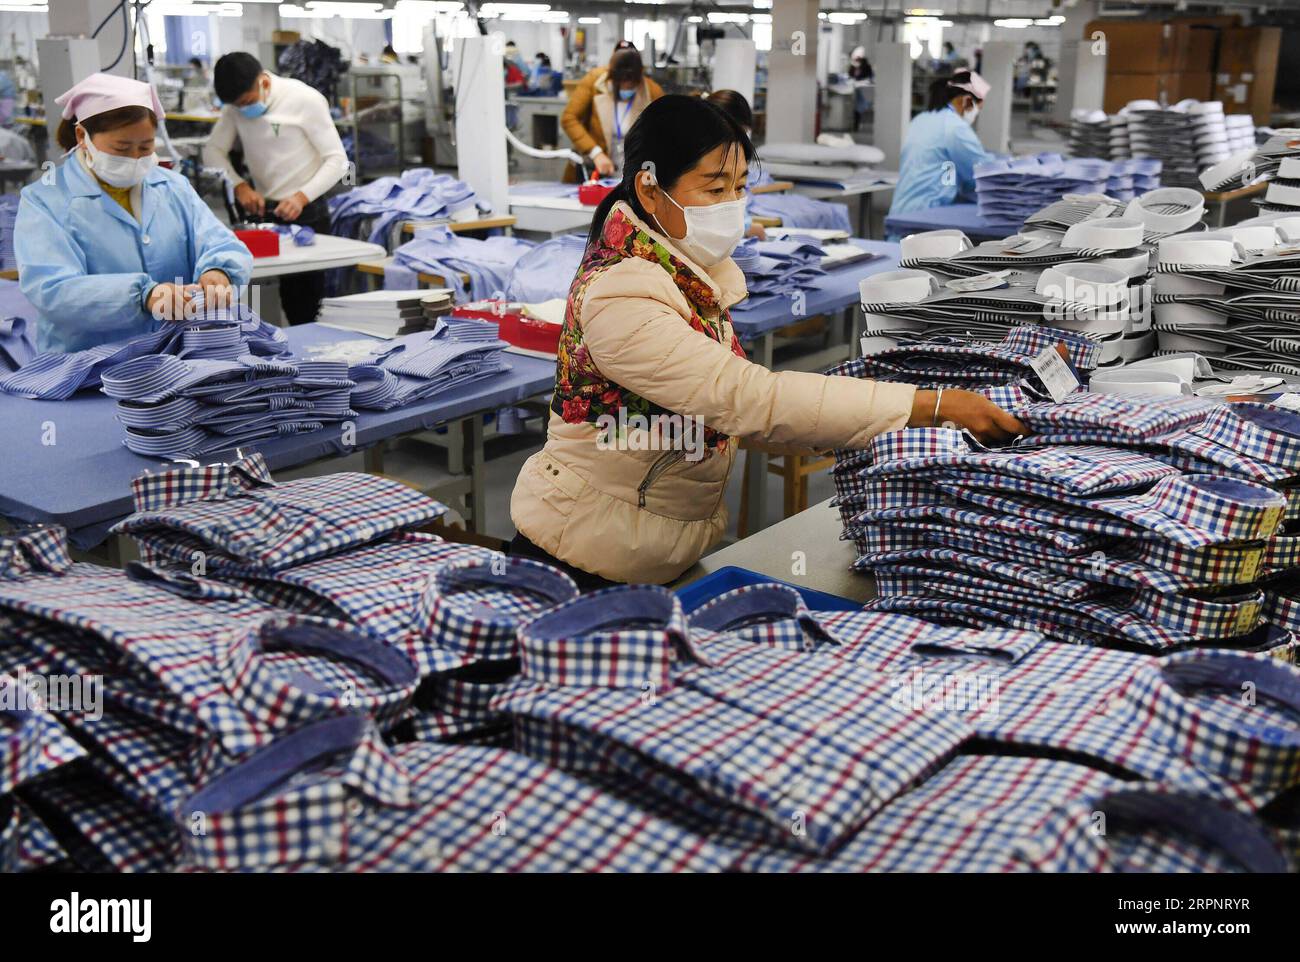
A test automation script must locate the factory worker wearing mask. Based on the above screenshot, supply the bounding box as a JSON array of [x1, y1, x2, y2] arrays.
[[15, 73, 251, 354], [561, 42, 663, 180], [509, 95, 1026, 590], [204, 52, 349, 325], [887, 71, 994, 222]]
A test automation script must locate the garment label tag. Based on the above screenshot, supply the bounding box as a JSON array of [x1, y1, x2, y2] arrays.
[[1029, 347, 1079, 402], [1273, 393, 1300, 412], [1241, 548, 1263, 585], [945, 271, 1012, 292], [1001, 236, 1052, 255]]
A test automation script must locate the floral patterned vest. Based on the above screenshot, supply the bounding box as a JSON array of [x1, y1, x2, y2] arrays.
[[551, 207, 746, 456]]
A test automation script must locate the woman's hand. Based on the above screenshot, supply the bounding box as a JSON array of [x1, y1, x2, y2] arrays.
[[593, 151, 615, 176], [198, 270, 234, 309], [909, 388, 1028, 444], [746, 222, 767, 240], [147, 282, 201, 322]]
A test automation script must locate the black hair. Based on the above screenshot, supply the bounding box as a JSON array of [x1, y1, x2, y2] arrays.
[[57, 105, 155, 152], [586, 94, 756, 248], [213, 52, 263, 104], [927, 70, 979, 112], [609, 48, 644, 86], [706, 89, 753, 131], [188, 57, 204, 68], [536, 53, 551, 67]]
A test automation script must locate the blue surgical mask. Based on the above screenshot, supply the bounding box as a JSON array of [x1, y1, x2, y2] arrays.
[[618, 88, 635, 102], [239, 79, 269, 119]]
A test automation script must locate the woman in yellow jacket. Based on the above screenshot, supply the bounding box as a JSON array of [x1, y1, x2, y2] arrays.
[[511, 95, 1026, 589], [561, 44, 663, 179]]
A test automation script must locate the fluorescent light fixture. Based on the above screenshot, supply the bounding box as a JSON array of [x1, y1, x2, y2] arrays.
[[827, 12, 866, 24], [686, 14, 701, 21], [1034, 15, 1065, 25], [281, 1, 392, 17], [153, 1, 242, 12], [480, 2, 549, 15], [394, 0, 464, 12], [753, 0, 771, 7], [994, 18, 1032, 28], [906, 7, 943, 14], [578, 16, 600, 24], [708, 11, 748, 23], [0, 3, 47, 9]]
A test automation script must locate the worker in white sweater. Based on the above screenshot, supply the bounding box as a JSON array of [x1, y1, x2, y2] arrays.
[[203, 52, 349, 325]]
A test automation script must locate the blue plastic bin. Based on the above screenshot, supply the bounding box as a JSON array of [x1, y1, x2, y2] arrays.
[[674, 565, 861, 614]]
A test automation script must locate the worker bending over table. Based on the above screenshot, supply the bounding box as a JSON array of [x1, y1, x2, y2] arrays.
[[16, 73, 251, 353], [204, 52, 348, 325], [888, 70, 994, 230], [510, 94, 1025, 591], [561, 41, 663, 181]]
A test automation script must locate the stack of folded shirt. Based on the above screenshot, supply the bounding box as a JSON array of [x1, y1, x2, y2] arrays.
[[103, 353, 356, 458], [0, 194, 17, 272], [318, 289, 437, 336], [835, 388, 1300, 658], [1189, 101, 1234, 170], [1200, 128, 1298, 192], [0, 306, 290, 401], [1068, 110, 1112, 159], [1124, 102, 1204, 189], [347, 324, 511, 410], [1225, 113, 1257, 153], [385, 227, 537, 303], [731, 235, 827, 307], [328, 168, 484, 247], [973, 153, 1116, 226], [1151, 223, 1300, 375], [746, 192, 852, 232]]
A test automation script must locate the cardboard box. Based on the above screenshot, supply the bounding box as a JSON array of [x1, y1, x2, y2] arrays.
[[1213, 27, 1279, 124], [1086, 20, 1218, 75], [272, 30, 301, 44]]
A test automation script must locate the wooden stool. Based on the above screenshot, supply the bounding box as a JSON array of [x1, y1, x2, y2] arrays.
[[736, 439, 835, 538]]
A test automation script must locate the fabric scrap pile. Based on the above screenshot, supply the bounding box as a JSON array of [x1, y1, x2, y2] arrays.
[[346, 321, 511, 410], [0, 305, 290, 401], [385, 226, 536, 303], [328, 168, 484, 248], [4, 453, 1299, 872]]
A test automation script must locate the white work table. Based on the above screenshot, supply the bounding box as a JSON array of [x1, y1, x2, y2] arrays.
[[249, 234, 387, 280], [507, 181, 596, 236], [674, 498, 875, 604]]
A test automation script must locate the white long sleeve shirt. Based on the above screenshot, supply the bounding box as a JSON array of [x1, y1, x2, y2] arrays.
[[202, 73, 349, 203]]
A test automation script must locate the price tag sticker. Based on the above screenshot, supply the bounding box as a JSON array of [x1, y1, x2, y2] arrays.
[[1030, 347, 1080, 402]]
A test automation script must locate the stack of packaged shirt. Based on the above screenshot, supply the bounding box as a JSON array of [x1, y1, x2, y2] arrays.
[[1150, 221, 1300, 375], [0, 194, 17, 272], [3, 454, 1300, 872], [328, 168, 486, 248], [385, 227, 536, 303], [730, 235, 827, 308], [346, 321, 511, 410], [832, 380, 1300, 661], [0, 306, 290, 401], [1067, 110, 1112, 159]]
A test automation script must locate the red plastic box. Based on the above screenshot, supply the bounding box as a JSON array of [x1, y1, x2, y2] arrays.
[[577, 181, 615, 206], [451, 301, 561, 355], [235, 229, 281, 258]]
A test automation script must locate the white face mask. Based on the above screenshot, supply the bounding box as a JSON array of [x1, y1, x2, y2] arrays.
[[656, 190, 747, 267], [80, 131, 157, 189], [963, 104, 981, 126]]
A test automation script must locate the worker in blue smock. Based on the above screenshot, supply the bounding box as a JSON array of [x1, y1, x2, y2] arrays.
[[887, 71, 993, 227], [15, 73, 251, 354]]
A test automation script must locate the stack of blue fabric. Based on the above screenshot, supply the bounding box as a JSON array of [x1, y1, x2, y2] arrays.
[[504, 234, 587, 302], [746, 192, 851, 232], [0, 194, 17, 272], [328, 169, 484, 247], [385, 226, 536, 303], [348, 322, 511, 410], [104, 354, 356, 458], [731, 236, 826, 306]]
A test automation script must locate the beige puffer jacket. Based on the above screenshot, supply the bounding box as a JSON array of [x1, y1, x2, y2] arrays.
[[511, 203, 916, 584]]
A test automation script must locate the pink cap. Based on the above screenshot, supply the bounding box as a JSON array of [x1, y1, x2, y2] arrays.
[[949, 71, 991, 101], [54, 72, 164, 124]]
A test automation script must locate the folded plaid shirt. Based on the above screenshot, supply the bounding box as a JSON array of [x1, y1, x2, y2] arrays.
[[1, 800, 69, 873], [1, 674, 85, 795], [0, 526, 73, 581], [1018, 392, 1219, 440], [0, 562, 420, 756], [492, 585, 972, 854], [176, 714, 733, 872], [113, 455, 447, 574]]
